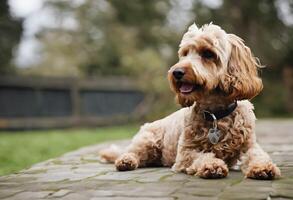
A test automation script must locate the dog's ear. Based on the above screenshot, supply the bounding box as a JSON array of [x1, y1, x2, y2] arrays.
[[219, 34, 263, 100]]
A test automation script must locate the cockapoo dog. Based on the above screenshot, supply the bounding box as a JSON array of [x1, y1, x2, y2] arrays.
[[100, 23, 281, 179]]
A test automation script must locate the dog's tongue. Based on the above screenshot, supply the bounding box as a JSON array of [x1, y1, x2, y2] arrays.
[[179, 83, 194, 93]]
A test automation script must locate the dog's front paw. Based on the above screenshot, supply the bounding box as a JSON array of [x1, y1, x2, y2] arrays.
[[115, 153, 139, 171], [246, 162, 281, 180], [196, 159, 228, 179]]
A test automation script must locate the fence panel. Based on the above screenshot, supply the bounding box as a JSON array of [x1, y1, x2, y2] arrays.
[[0, 76, 146, 129]]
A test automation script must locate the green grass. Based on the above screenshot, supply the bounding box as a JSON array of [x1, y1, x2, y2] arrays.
[[0, 124, 138, 176]]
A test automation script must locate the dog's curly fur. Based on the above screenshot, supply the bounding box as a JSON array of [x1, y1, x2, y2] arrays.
[[99, 23, 281, 179]]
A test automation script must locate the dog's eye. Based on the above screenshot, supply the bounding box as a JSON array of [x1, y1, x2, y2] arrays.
[[201, 49, 216, 60], [182, 49, 189, 57]]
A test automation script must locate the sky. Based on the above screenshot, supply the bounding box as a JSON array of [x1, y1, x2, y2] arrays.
[[9, 0, 43, 17], [9, 0, 46, 67]]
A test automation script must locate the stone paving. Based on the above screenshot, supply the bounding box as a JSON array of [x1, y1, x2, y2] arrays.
[[0, 120, 293, 200]]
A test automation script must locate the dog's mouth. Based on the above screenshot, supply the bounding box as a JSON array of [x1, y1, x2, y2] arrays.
[[177, 81, 202, 94]]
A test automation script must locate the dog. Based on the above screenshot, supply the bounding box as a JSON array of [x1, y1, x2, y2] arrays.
[[100, 23, 281, 179]]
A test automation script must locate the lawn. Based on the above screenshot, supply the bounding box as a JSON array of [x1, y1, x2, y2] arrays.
[[0, 124, 138, 176]]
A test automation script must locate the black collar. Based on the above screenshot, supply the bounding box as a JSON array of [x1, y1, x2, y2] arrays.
[[203, 101, 238, 121]]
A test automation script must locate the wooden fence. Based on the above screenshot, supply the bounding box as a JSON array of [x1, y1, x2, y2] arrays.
[[0, 76, 147, 130]]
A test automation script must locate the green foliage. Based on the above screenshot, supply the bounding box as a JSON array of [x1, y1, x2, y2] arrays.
[[253, 70, 292, 117], [0, 125, 138, 176]]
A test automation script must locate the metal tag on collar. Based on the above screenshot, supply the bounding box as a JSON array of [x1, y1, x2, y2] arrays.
[[207, 113, 222, 144]]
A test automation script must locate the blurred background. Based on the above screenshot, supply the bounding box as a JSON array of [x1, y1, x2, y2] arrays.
[[0, 0, 292, 175]]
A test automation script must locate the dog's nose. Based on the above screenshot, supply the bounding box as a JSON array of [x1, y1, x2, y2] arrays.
[[172, 68, 185, 80]]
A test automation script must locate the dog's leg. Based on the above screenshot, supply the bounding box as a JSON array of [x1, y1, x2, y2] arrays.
[[241, 143, 281, 180], [171, 127, 199, 173], [186, 152, 229, 179], [115, 125, 162, 171], [172, 142, 228, 178], [171, 147, 198, 173], [172, 126, 228, 178]]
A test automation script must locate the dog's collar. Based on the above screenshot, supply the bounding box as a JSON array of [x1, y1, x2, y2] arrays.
[[203, 101, 238, 121]]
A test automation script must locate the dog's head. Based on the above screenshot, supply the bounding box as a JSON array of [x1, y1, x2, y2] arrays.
[[168, 23, 263, 107]]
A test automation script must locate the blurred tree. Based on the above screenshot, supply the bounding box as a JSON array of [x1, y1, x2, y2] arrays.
[[26, 0, 179, 118], [0, 0, 22, 74], [33, 0, 175, 76]]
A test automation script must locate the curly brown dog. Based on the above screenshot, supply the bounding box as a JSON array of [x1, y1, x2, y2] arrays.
[[100, 23, 281, 179]]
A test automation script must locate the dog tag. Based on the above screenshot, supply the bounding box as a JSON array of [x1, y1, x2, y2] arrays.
[[208, 128, 221, 144]]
